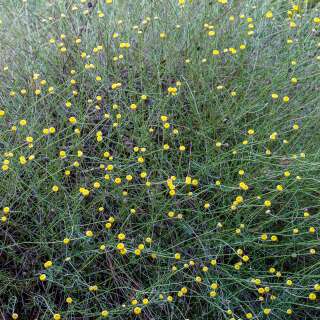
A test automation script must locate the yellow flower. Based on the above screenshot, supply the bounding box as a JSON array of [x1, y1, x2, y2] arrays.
[[270, 132, 277, 140], [93, 182, 100, 189], [309, 292, 317, 301], [89, 285, 98, 292], [49, 127, 56, 134], [119, 42, 130, 49], [314, 283, 320, 291], [19, 119, 27, 126], [239, 182, 249, 191], [264, 200, 271, 207], [271, 235, 278, 242], [276, 185, 283, 191], [69, 117, 77, 124], [242, 255, 249, 262], [291, 77, 298, 84], [167, 87, 177, 95], [163, 144, 170, 150], [101, 310, 109, 317], [263, 308, 271, 315], [209, 290, 217, 297], [292, 123, 299, 130], [283, 96, 290, 103], [85, 230, 93, 237], [265, 11, 273, 19], [66, 297, 73, 304], [174, 252, 181, 260], [19, 156, 27, 165], [261, 233, 268, 241], [117, 233, 126, 240], [59, 151, 66, 159], [133, 307, 141, 315], [39, 274, 47, 281], [79, 187, 90, 196]]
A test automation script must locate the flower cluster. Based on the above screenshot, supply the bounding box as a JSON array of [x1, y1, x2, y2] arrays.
[[0, 0, 319, 319]]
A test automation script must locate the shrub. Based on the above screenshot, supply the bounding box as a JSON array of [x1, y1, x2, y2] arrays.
[[1, 1, 320, 319]]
